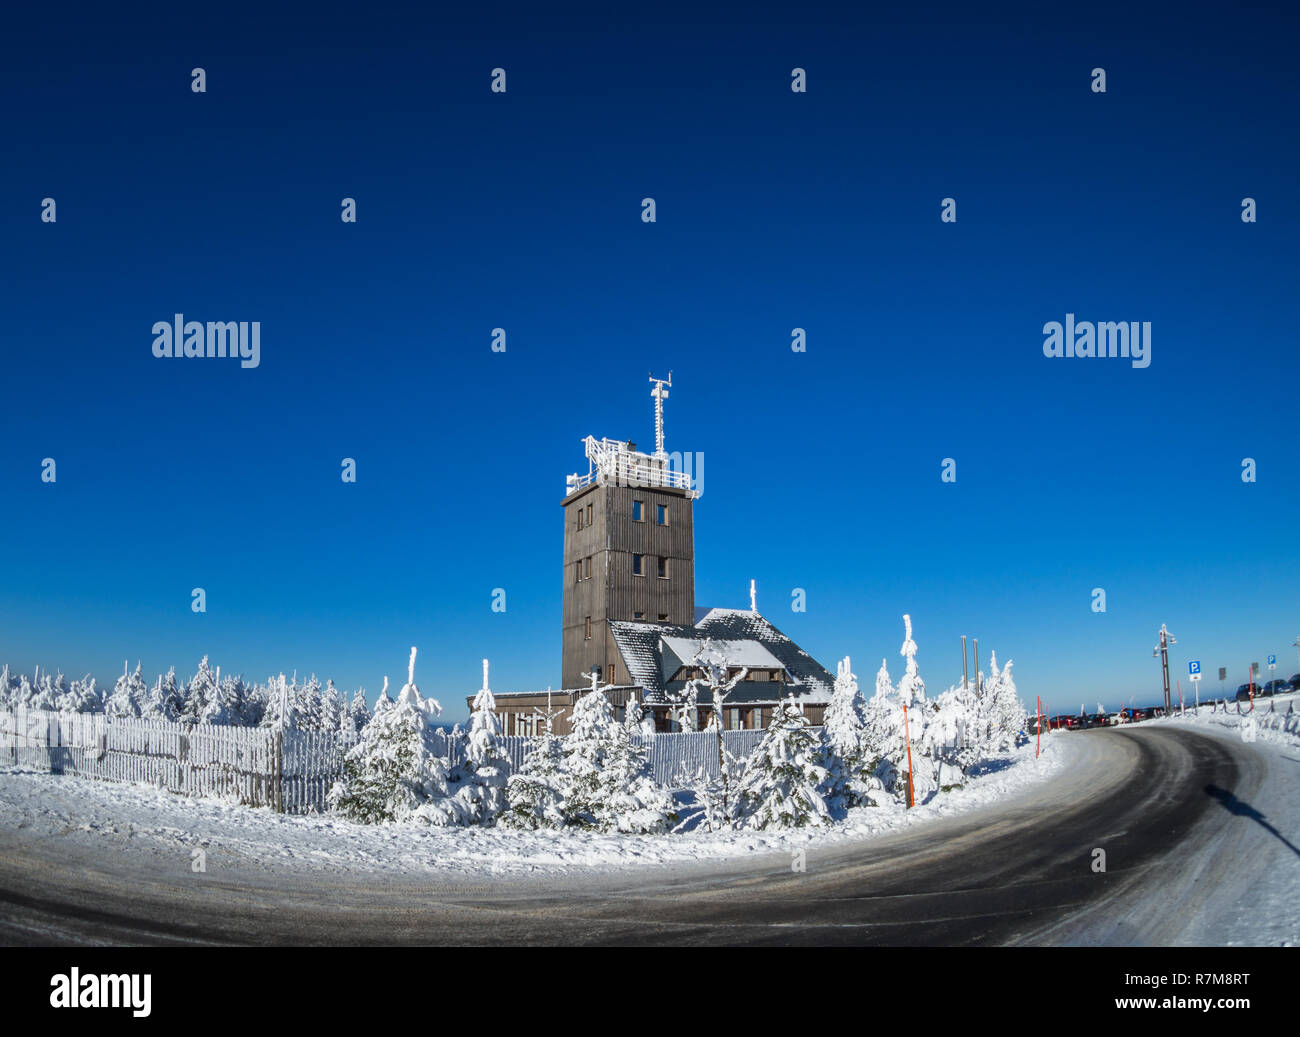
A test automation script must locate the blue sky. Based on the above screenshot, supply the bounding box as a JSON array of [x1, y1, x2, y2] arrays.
[[2, 2, 1298, 720]]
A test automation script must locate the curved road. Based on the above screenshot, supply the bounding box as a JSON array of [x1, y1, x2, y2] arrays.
[[0, 725, 1283, 945]]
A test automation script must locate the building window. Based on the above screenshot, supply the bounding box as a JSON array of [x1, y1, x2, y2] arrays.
[[586, 503, 593, 525], [632, 499, 644, 522], [633, 553, 644, 576], [585, 616, 592, 639], [574, 561, 581, 584], [656, 503, 668, 525], [577, 509, 584, 531], [657, 613, 668, 621], [657, 556, 668, 579], [584, 556, 591, 580], [634, 611, 645, 619]]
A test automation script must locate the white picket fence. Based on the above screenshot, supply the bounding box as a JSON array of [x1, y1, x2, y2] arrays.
[[1, 706, 774, 815]]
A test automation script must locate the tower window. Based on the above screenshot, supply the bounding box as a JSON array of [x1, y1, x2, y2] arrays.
[[584, 556, 591, 580], [657, 613, 668, 621], [634, 611, 645, 620], [577, 509, 584, 531], [585, 616, 592, 639], [633, 554, 644, 576], [575, 561, 581, 584], [656, 503, 668, 525], [657, 556, 668, 579], [586, 503, 593, 525], [632, 499, 644, 522]]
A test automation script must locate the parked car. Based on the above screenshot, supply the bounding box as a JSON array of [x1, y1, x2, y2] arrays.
[[1026, 713, 1048, 735], [1290, 674, 1300, 692], [1049, 714, 1081, 731], [1262, 679, 1289, 697], [1085, 713, 1109, 728], [1234, 683, 1256, 702]]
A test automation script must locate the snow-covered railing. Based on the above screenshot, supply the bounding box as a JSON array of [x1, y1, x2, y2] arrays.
[[566, 436, 697, 496]]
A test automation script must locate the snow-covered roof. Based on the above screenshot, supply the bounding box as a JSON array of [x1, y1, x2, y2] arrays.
[[659, 635, 784, 682], [608, 608, 835, 706]]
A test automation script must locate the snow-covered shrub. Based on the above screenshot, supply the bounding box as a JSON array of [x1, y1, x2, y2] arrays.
[[734, 699, 831, 830], [555, 680, 676, 833]]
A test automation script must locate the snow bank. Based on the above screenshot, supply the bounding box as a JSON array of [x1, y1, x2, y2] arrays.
[[0, 738, 1065, 881]]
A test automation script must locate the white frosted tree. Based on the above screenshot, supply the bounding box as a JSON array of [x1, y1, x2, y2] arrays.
[[372, 675, 394, 717], [558, 674, 675, 833], [106, 662, 145, 718], [502, 734, 566, 830], [58, 675, 102, 714], [328, 647, 468, 825], [734, 698, 831, 830], [179, 656, 217, 725], [203, 670, 247, 726], [147, 668, 185, 720], [347, 687, 372, 735], [982, 653, 1026, 750], [320, 680, 343, 735], [453, 665, 509, 823], [681, 641, 748, 829], [821, 655, 882, 813]]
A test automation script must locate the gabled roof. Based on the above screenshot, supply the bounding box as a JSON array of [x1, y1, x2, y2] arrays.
[[608, 608, 835, 705]]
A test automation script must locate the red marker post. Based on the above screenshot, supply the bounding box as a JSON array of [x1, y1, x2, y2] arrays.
[[903, 704, 915, 808]]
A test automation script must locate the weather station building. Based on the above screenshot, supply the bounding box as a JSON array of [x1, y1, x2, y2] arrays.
[[474, 376, 834, 735]]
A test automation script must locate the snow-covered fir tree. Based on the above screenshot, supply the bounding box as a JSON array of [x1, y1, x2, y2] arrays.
[[923, 679, 984, 774], [734, 698, 831, 830], [57, 675, 102, 714], [820, 655, 883, 813], [346, 687, 372, 735], [555, 674, 676, 833], [372, 675, 394, 717], [105, 662, 143, 718], [981, 652, 1026, 750], [202, 670, 247, 726], [453, 666, 508, 824], [328, 648, 469, 825], [501, 733, 566, 830]]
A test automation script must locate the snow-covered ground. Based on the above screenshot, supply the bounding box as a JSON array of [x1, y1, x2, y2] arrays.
[[1148, 692, 1300, 947], [0, 738, 1064, 882]]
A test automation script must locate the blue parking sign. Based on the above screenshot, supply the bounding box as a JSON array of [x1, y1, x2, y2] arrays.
[[1188, 660, 1201, 675], [1268, 654, 1276, 666]]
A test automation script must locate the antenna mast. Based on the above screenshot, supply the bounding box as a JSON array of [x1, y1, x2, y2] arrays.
[[649, 372, 672, 458]]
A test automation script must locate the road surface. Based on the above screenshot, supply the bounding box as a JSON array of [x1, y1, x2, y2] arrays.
[[0, 725, 1287, 945]]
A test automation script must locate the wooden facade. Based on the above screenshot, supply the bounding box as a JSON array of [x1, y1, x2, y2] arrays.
[[560, 479, 695, 689]]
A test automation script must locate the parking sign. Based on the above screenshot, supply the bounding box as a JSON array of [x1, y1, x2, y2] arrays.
[[1189, 660, 1201, 682]]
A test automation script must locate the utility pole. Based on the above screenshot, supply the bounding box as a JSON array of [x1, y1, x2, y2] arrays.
[[961, 635, 969, 691], [1292, 636, 1300, 672], [1152, 624, 1176, 714]]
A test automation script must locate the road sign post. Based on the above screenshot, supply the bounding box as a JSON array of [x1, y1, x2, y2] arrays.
[[1189, 661, 1201, 713]]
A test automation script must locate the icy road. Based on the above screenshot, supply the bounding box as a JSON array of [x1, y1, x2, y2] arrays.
[[0, 725, 1295, 945]]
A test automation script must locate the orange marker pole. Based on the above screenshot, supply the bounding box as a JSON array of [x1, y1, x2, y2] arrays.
[[903, 704, 915, 809], [1177, 679, 1183, 715]]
